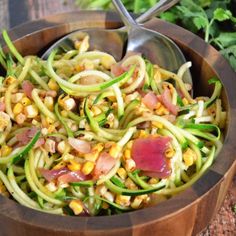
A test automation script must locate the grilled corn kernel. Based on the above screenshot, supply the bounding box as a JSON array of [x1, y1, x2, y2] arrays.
[[24, 104, 38, 118], [21, 97, 31, 106], [0, 111, 10, 131], [44, 96, 54, 110], [95, 184, 107, 196], [45, 182, 57, 192], [152, 121, 163, 129], [69, 200, 84, 215], [165, 147, 175, 158], [11, 93, 24, 103], [117, 168, 127, 180], [62, 153, 74, 162], [126, 141, 133, 149], [68, 159, 81, 171], [48, 79, 59, 91], [57, 140, 68, 154], [0, 181, 9, 197], [4, 76, 16, 85], [47, 125, 55, 133], [61, 110, 68, 117], [125, 177, 137, 190], [182, 98, 189, 106], [183, 148, 197, 167], [115, 195, 131, 207], [139, 130, 148, 138], [46, 116, 54, 125], [15, 113, 26, 125], [84, 152, 99, 162], [91, 106, 102, 116], [124, 149, 131, 160], [53, 161, 66, 170], [131, 196, 143, 209], [13, 103, 23, 115], [101, 202, 109, 209], [101, 55, 115, 70], [103, 191, 114, 202], [125, 159, 136, 172], [109, 144, 121, 158], [148, 178, 158, 185], [81, 59, 94, 70], [62, 97, 76, 111], [1, 145, 12, 156], [82, 161, 95, 175]]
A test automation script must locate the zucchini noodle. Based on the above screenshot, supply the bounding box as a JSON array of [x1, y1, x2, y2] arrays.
[[0, 30, 226, 216]]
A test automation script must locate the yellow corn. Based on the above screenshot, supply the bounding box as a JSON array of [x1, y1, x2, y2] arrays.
[[69, 200, 84, 215], [67, 160, 81, 171], [4, 76, 16, 85], [44, 96, 54, 110], [183, 148, 197, 167], [1, 145, 12, 156], [125, 159, 136, 172], [46, 117, 54, 125], [53, 161, 66, 170], [61, 110, 68, 117], [0, 111, 10, 131], [165, 147, 175, 158], [139, 130, 148, 138], [115, 195, 131, 207], [48, 79, 59, 91], [101, 55, 115, 69], [13, 103, 23, 115], [117, 168, 127, 180], [93, 143, 104, 153], [109, 144, 121, 158], [21, 97, 31, 106], [152, 121, 163, 129], [148, 178, 158, 185], [125, 177, 138, 190], [60, 96, 76, 111], [15, 113, 26, 125], [84, 152, 99, 162], [101, 202, 109, 209], [155, 102, 162, 109], [74, 40, 82, 50], [131, 196, 143, 209], [91, 106, 102, 116], [124, 149, 131, 160], [62, 153, 75, 162], [57, 141, 69, 154], [155, 105, 169, 116], [47, 125, 55, 133], [24, 104, 38, 118], [82, 161, 95, 175], [126, 141, 133, 149], [11, 93, 24, 103], [182, 98, 189, 106]]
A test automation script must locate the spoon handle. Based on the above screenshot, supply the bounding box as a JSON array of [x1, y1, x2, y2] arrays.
[[112, 0, 138, 29], [136, 0, 180, 24]]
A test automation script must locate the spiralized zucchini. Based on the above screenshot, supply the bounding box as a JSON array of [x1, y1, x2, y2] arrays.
[[0, 30, 226, 216]]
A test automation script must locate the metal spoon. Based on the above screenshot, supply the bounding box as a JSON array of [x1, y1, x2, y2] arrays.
[[112, 0, 192, 84], [41, 0, 191, 83]]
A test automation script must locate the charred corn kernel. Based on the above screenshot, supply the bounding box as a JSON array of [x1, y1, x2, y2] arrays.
[[21, 97, 31, 106], [84, 152, 99, 162], [62, 153, 74, 162], [47, 125, 55, 133], [139, 130, 148, 138], [69, 200, 84, 215], [62, 97, 76, 111], [0, 111, 10, 131], [44, 96, 54, 110], [24, 104, 38, 118], [53, 161, 66, 170], [109, 144, 121, 158], [152, 121, 163, 129], [126, 141, 133, 149], [45, 182, 57, 192], [125, 159, 136, 172], [91, 106, 102, 116], [4, 76, 16, 85], [115, 195, 131, 207], [155, 102, 162, 109], [82, 161, 95, 175], [165, 147, 175, 158], [15, 113, 26, 125], [101, 55, 114, 69], [155, 105, 169, 115], [61, 110, 68, 117], [0, 181, 9, 197], [117, 168, 127, 180], [74, 40, 81, 50], [93, 143, 104, 152], [101, 202, 109, 209], [125, 177, 137, 190], [41, 127, 48, 136], [57, 140, 68, 153], [124, 149, 131, 160], [103, 191, 114, 202], [95, 184, 107, 196], [11, 93, 24, 103], [13, 103, 23, 115], [182, 98, 189, 106], [1, 145, 12, 156], [48, 79, 59, 91], [131, 196, 143, 209], [183, 148, 197, 167], [74, 64, 83, 72], [148, 178, 158, 185], [68, 159, 81, 171], [46, 116, 54, 125]]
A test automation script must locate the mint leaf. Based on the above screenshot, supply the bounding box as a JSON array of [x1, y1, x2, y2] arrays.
[[213, 8, 232, 21]]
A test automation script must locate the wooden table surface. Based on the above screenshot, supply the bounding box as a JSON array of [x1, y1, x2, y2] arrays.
[[0, 0, 235, 235]]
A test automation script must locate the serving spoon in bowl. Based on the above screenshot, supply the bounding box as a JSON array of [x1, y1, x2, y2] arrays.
[[41, 0, 192, 84]]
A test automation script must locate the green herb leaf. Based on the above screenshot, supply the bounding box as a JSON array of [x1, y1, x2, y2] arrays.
[[213, 8, 232, 21]]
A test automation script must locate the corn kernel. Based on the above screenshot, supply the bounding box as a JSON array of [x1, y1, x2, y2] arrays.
[[15, 113, 26, 125], [84, 152, 99, 162], [125, 178, 137, 190], [103, 191, 114, 202], [0, 111, 10, 131], [47, 125, 55, 133], [124, 149, 131, 160], [126, 141, 133, 149], [101, 55, 115, 69], [155, 102, 162, 109], [93, 143, 104, 153], [183, 148, 197, 167], [115, 195, 131, 207], [165, 147, 175, 158], [4, 76, 16, 85], [44, 96, 54, 110], [24, 104, 38, 118], [62, 153, 75, 162], [95, 184, 107, 196], [131, 197, 143, 209], [48, 79, 59, 91], [67, 159, 81, 171], [117, 168, 127, 180], [13, 103, 23, 115], [46, 117, 54, 125], [53, 161, 66, 170], [1, 145, 12, 156], [44, 139, 56, 153], [125, 159, 136, 172], [148, 178, 158, 185], [101, 202, 109, 209], [81, 59, 94, 70], [45, 182, 57, 192], [152, 121, 163, 129], [61, 110, 68, 117], [69, 200, 84, 215], [91, 106, 102, 116], [109, 144, 121, 158], [62, 97, 76, 111], [57, 141, 68, 154], [139, 130, 148, 138], [21, 97, 31, 106], [182, 98, 189, 106], [82, 161, 95, 175], [11, 93, 24, 103]]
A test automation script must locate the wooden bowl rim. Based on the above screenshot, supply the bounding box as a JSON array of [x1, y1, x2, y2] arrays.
[[0, 10, 236, 232]]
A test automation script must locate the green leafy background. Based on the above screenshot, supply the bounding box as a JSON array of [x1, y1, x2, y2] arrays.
[[76, 0, 236, 71]]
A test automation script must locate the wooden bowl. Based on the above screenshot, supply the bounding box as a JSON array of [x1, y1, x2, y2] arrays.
[[0, 11, 235, 236]]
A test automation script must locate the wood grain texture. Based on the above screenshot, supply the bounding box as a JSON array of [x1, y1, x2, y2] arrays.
[[0, 11, 236, 236]]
